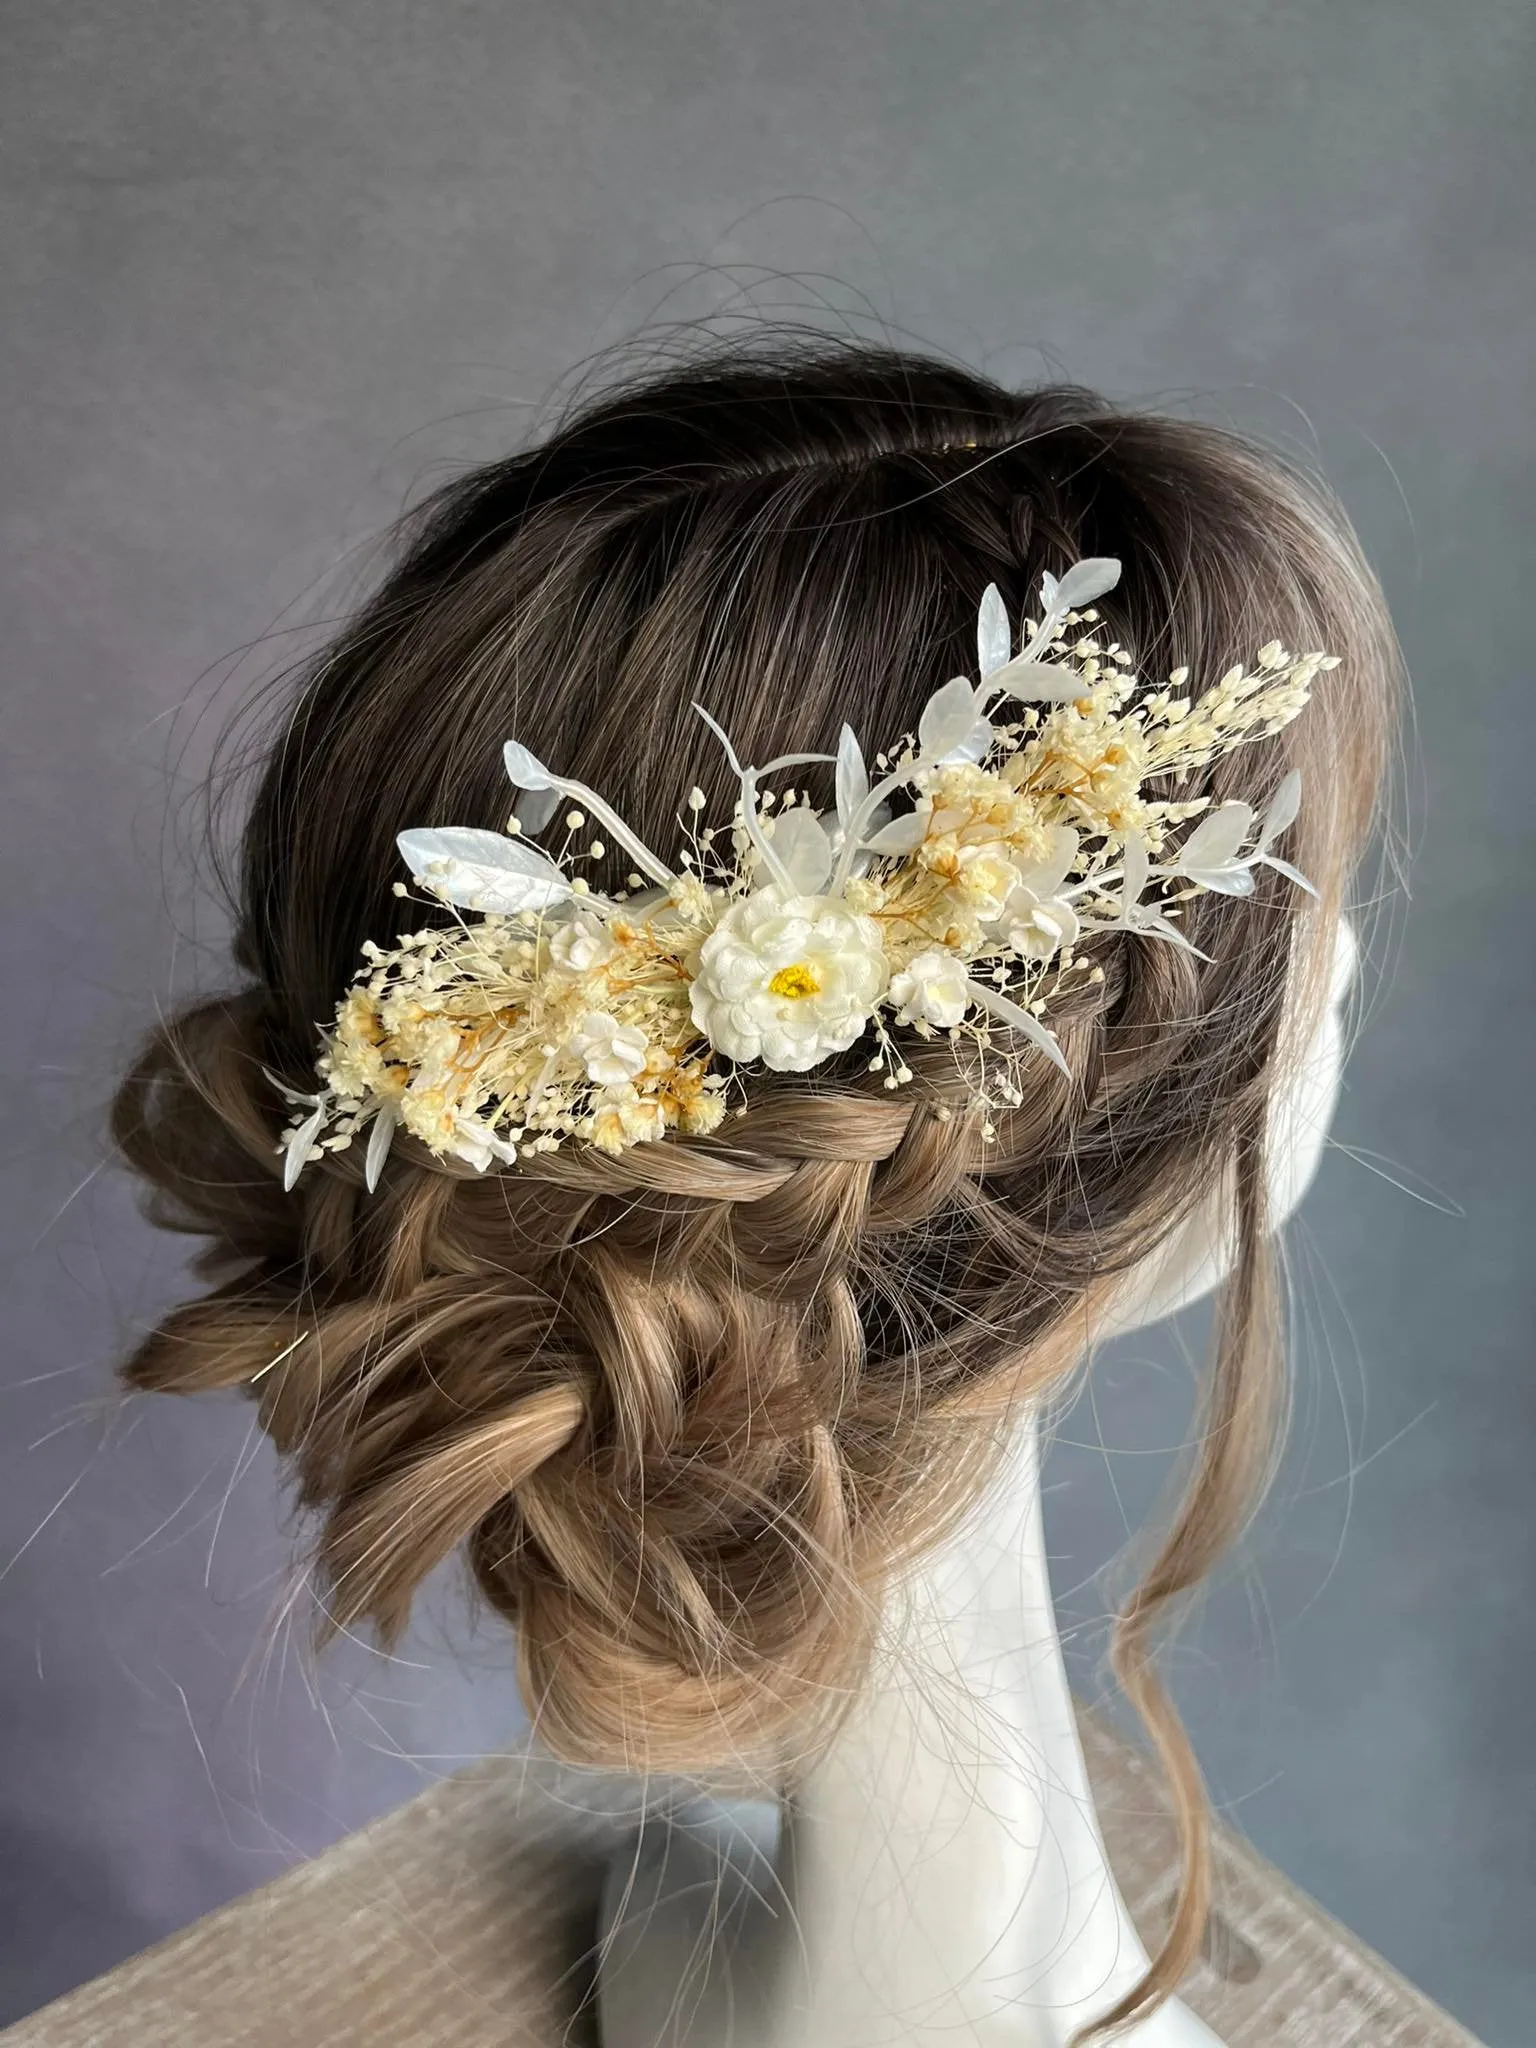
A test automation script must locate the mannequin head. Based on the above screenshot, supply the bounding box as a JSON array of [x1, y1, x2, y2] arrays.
[[115, 342, 1396, 2033]]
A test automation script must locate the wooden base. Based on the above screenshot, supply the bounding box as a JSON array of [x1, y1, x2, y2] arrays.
[[0, 1711, 1479, 2047]]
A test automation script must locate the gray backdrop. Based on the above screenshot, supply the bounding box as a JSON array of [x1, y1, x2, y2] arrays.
[[3, 3, 1532, 2042]]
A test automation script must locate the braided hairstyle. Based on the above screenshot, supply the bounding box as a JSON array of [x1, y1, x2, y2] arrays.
[[115, 341, 1396, 2036]]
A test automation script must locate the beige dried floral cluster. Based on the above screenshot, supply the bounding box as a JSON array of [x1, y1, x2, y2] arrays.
[[275, 559, 1333, 1189]]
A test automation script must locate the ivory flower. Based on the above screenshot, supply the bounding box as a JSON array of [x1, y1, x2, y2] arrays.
[[445, 1113, 522, 1172], [1005, 894, 1079, 960], [888, 948, 971, 1029], [550, 911, 616, 972], [690, 885, 888, 1071], [571, 1011, 649, 1086], [1002, 827, 1081, 962]]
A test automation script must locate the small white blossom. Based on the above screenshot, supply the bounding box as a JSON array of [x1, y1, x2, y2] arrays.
[[888, 948, 971, 1029], [443, 1113, 520, 1173], [1001, 827, 1081, 961], [550, 912, 616, 973], [571, 1010, 649, 1086]]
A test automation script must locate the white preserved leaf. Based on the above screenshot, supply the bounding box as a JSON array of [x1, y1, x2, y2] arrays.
[[400, 825, 566, 882], [983, 656, 1087, 703], [1121, 831, 1150, 915], [1260, 768, 1302, 846], [263, 1067, 321, 1109], [976, 583, 1011, 677], [1260, 854, 1318, 897], [514, 785, 561, 834], [940, 716, 995, 765], [918, 674, 981, 759], [1134, 909, 1212, 958], [835, 723, 868, 834], [397, 826, 574, 914], [863, 811, 927, 855], [282, 1105, 324, 1193], [364, 1107, 398, 1193], [502, 739, 556, 790], [1175, 801, 1254, 876], [1013, 824, 1079, 898], [769, 805, 833, 893], [1196, 866, 1257, 897], [1051, 557, 1122, 610]]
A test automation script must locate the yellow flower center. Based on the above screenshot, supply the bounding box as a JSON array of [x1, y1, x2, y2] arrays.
[[768, 962, 822, 1001]]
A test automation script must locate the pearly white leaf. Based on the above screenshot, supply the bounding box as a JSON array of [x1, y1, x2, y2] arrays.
[[1260, 854, 1318, 897], [1194, 866, 1257, 897], [863, 811, 927, 855], [918, 674, 981, 759], [770, 805, 834, 894], [1260, 768, 1302, 847], [1051, 557, 1122, 610], [1176, 802, 1254, 876], [282, 1105, 325, 1193], [503, 740, 556, 790], [397, 826, 573, 914], [364, 1106, 398, 1193], [940, 716, 995, 765], [1039, 569, 1059, 611], [400, 825, 566, 883], [263, 1066, 321, 1110], [983, 655, 1088, 703], [835, 723, 869, 835], [966, 979, 1073, 1080], [514, 785, 561, 834], [977, 584, 1012, 678], [1134, 909, 1213, 959]]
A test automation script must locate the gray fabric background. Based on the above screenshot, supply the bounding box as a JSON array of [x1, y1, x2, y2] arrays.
[[2, 3, 1532, 2042]]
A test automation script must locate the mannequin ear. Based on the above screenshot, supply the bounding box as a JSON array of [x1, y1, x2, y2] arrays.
[[1092, 917, 1357, 1343]]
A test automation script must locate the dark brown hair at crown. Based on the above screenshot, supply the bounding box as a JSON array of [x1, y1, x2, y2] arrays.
[[113, 340, 1396, 2041]]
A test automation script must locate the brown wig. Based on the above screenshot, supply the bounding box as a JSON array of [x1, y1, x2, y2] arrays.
[[113, 342, 1397, 2036]]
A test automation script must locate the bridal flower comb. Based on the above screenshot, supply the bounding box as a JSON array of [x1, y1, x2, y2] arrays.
[[276, 558, 1334, 1189]]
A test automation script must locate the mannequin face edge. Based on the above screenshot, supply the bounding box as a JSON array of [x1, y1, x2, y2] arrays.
[[1090, 916, 1357, 1344]]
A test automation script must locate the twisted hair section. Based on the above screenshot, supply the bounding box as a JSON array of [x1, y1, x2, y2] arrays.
[[114, 340, 1397, 2039]]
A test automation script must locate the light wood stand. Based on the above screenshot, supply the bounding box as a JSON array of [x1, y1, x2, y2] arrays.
[[0, 1710, 1479, 2048]]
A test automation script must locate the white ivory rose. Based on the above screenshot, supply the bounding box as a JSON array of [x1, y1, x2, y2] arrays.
[[690, 885, 889, 1072]]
